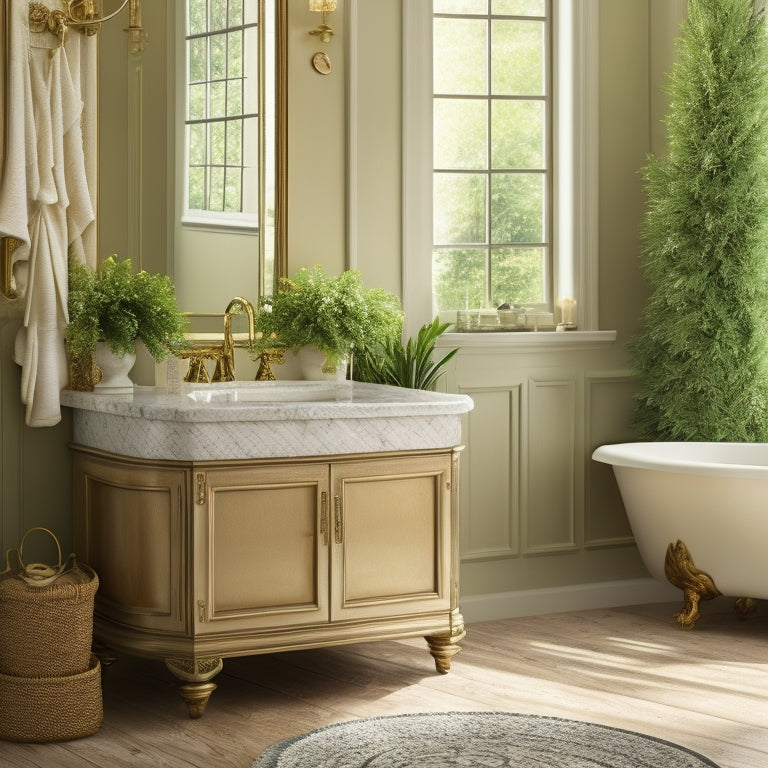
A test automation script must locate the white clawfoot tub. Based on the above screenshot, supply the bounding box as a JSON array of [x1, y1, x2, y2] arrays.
[[592, 442, 768, 629]]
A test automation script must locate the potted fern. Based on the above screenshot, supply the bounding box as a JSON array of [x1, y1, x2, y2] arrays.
[[66, 255, 187, 391], [254, 266, 403, 378]]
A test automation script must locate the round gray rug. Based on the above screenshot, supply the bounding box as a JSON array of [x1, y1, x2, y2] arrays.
[[252, 711, 721, 768]]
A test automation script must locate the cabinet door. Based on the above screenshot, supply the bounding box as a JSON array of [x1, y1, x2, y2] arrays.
[[194, 463, 330, 634], [72, 451, 189, 635], [329, 453, 453, 622]]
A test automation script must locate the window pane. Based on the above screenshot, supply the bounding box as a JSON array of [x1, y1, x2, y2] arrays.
[[228, 31, 243, 78], [226, 120, 242, 164], [188, 82, 206, 120], [491, 247, 546, 304], [210, 121, 226, 166], [210, 32, 227, 81], [210, 1, 227, 31], [435, 173, 487, 244], [227, 83, 243, 116], [188, 0, 206, 35], [209, 167, 225, 210], [210, 81, 227, 119], [188, 166, 205, 209], [434, 0, 488, 13], [491, 173, 544, 243], [434, 99, 488, 170], [434, 18, 487, 95], [492, 0, 545, 15], [224, 168, 242, 213], [491, 100, 545, 169], [189, 123, 207, 165], [491, 20, 545, 95], [228, 0, 243, 26], [189, 37, 207, 82], [433, 248, 488, 311]]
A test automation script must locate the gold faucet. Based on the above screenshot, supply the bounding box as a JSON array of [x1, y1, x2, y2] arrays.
[[177, 297, 256, 383], [215, 297, 256, 382]]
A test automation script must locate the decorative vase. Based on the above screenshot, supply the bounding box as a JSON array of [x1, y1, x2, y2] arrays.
[[296, 346, 348, 381], [93, 341, 136, 394]]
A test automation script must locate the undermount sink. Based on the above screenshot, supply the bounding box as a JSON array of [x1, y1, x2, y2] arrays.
[[185, 380, 354, 404]]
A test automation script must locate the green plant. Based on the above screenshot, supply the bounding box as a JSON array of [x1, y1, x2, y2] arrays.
[[254, 266, 403, 373], [66, 255, 187, 361], [632, 0, 768, 441], [353, 317, 458, 391]]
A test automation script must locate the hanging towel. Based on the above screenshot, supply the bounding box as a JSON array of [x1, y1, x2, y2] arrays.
[[0, 1, 97, 427]]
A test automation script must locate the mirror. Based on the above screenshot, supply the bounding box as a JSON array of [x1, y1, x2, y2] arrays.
[[0, 1, 287, 306]]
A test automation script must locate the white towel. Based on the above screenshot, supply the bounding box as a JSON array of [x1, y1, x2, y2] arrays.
[[0, 1, 97, 427]]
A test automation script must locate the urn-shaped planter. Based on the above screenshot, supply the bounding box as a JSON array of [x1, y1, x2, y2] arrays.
[[93, 342, 136, 394], [296, 346, 348, 382]]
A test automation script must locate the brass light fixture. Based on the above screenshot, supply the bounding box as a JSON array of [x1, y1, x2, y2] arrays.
[[309, 0, 336, 44]]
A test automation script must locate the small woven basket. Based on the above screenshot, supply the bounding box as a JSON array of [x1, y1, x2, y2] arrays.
[[0, 654, 103, 743], [0, 528, 99, 678]]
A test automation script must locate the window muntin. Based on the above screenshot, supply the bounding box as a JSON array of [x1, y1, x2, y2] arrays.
[[185, 0, 260, 225], [432, 0, 551, 312]]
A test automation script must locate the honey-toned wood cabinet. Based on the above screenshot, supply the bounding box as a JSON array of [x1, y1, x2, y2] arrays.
[[72, 446, 464, 717]]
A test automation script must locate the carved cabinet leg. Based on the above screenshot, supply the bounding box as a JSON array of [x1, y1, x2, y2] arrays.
[[425, 613, 466, 674], [165, 656, 223, 718], [664, 540, 722, 630]]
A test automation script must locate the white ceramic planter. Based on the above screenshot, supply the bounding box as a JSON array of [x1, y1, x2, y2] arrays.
[[93, 342, 136, 395], [296, 346, 348, 381]]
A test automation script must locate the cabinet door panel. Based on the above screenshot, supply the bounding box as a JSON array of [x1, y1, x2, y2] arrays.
[[331, 454, 452, 621], [197, 464, 329, 633], [73, 452, 187, 634]]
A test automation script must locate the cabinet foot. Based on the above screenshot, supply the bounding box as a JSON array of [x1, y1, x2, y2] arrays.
[[425, 615, 466, 674], [164, 656, 223, 718], [178, 681, 218, 718]]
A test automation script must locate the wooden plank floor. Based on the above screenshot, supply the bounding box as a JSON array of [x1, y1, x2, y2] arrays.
[[2, 600, 768, 768]]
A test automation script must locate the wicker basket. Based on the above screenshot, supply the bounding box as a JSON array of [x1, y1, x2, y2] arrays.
[[0, 654, 103, 743], [0, 528, 99, 678]]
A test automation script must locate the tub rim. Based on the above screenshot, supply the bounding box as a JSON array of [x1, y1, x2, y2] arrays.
[[592, 441, 768, 479]]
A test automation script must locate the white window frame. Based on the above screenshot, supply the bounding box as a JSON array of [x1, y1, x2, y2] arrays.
[[402, 0, 599, 336]]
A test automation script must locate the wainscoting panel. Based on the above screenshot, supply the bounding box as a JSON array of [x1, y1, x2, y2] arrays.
[[524, 377, 577, 554], [585, 373, 638, 546], [0, 307, 73, 560], [440, 335, 651, 610], [459, 386, 520, 561]]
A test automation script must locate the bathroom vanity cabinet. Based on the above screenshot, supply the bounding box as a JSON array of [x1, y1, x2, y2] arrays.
[[64, 381, 473, 717]]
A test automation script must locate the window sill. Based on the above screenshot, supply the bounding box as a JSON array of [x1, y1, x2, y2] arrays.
[[436, 329, 617, 351]]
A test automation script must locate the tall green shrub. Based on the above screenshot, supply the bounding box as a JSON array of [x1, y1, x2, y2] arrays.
[[632, 0, 768, 441]]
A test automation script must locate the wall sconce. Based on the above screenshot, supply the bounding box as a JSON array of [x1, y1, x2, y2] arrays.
[[309, 0, 336, 44]]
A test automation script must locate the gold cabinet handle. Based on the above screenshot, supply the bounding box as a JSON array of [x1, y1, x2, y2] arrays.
[[320, 491, 329, 546], [334, 494, 343, 544]]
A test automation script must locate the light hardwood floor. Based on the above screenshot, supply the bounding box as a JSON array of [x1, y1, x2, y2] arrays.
[[2, 599, 767, 768]]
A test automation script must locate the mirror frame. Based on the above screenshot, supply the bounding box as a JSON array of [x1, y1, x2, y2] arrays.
[[272, 0, 288, 290]]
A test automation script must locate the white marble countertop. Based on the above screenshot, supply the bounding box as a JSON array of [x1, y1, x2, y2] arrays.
[[61, 381, 474, 461], [61, 381, 473, 422]]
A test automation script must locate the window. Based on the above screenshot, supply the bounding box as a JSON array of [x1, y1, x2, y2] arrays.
[[403, 0, 599, 332], [184, 0, 261, 227], [433, 0, 551, 312]]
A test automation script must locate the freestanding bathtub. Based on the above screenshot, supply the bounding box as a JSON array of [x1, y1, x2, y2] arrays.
[[592, 442, 768, 629]]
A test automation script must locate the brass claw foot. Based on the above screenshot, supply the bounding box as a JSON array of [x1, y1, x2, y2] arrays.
[[664, 539, 721, 630], [425, 613, 466, 674], [165, 656, 223, 718], [735, 597, 759, 620]]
